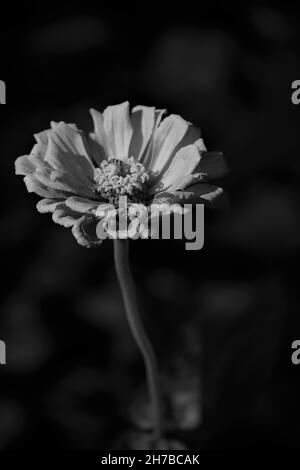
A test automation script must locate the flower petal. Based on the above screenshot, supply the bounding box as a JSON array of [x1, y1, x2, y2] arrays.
[[167, 172, 207, 191], [43, 137, 95, 196], [15, 155, 36, 175], [94, 203, 115, 217], [52, 203, 82, 228], [72, 215, 102, 247], [65, 196, 101, 213], [33, 165, 94, 198], [142, 108, 167, 167], [103, 101, 133, 160], [45, 122, 95, 183], [193, 149, 228, 180], [148, 114, 190, 176], [36, 198, 64, 213], [18, 125, 96, 199], [195, 138, 207, 152], [174, 125, 202, 150], [129, 105, 156, 161], [89, 108, 113, 162], [154, 184, 228, 209], [149, 144, 201, 194], [29, 140, 53, 170], [23, 175, 69, 198]]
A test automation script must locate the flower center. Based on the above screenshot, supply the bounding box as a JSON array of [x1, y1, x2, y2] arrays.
[[94, 157, 150, 206]]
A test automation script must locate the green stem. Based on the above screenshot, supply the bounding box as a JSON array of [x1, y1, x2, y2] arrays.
[[113, 239, 163, 444]]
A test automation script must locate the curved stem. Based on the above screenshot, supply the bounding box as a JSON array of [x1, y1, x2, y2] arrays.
[[113, 239, 163, 444]]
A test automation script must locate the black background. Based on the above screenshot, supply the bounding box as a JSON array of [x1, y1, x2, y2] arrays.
[[0, 1, 300, 450]]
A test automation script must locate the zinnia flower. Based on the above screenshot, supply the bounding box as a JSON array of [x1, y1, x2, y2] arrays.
[[15, 102, 227, 247]]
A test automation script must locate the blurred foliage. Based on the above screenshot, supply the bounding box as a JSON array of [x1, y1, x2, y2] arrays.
[[0, 1, 300, 449]]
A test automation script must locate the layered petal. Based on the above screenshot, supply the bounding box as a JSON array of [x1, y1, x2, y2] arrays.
[[172, 125, 202, 151], [52, 203, 83, 228], [102, 101, 133, 160], [192, 149, 228, 180], [28, 140, 53, 171], [33, 167, 90, 196], [15, 155, 36, 175], [149, 144, 201, 194], [42, 200, 104, 247], [141, 108, 167, 167], [45, 122, 95, 190], [23, 174, 70, 199], [89, 108, 113, 162], [65, 196, 102, 213], [129, 105, 156, 161], [148, 114, 190, 176], [36, 198, 64, 213], [19, 123, 98, 201], [72, 215, 102, 247], [154, 183, 228, 209]]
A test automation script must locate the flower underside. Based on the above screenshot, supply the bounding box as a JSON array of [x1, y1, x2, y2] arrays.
[[94, 157, 150, 207]]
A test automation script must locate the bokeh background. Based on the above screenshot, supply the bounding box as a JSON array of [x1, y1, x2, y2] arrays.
[[0, 1, 300, 449]]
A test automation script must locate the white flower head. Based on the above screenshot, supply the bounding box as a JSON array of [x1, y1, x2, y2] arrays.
[[15, 102, 228, 246]]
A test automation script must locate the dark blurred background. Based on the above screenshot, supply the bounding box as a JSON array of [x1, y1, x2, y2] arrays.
[[0, 0, 300, 450]]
